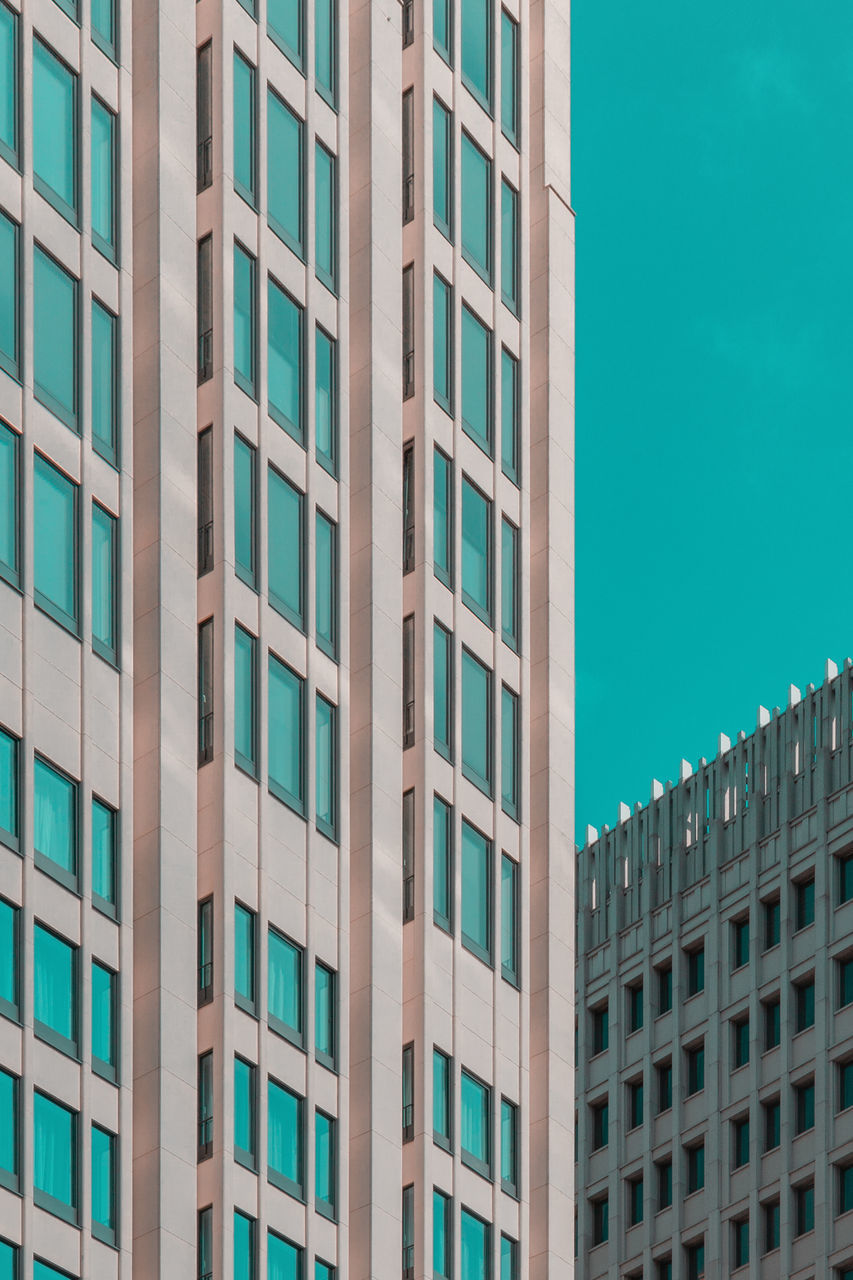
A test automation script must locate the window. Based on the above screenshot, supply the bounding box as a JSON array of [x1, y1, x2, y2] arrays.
[[34, 923, 77, 1056], [268, 89, 303, 256], [501, 853, 519, 984], [627, 1176, 643, 1226], [34, 248, 78, 430], [732, 1016, 749, 1068], [732, 1218, 748, 1269], [763, 897, 780, 949], [0, 3, 18, 166], [461, 0, 491, 107], [657, 1158, 672, 1210], [268, 1077, 304, 1198], [91, 97, 117, 260], [763, 995, 780, 1049], [269, 926, 303, 1045], [92, 300, 119, 464], [433, 1048, 452, 1149], [316, 511, 337, 659], [268, 468, 304, 626], [402, 1185, 415, 1278], [501, 10, 518, 143], [0, 1067, 18, 1192], [91, 0, 117, 55], [433, 273, 453, 412], [763, 1097, 780, 1151], [434, 448, 453, 586], [591, 1098, 608, 1150], [591, 1003, 608, 1054], [461, 819, 491, 963], [731, 916, 749, 970], [657, 1060, 672, 1112], [500, 1236, 517, 1280], [233, 51, 256, 205], [0, 422, 16, 591], [34, 454, 79, 634], [403, 616, 415, 748], [315, 961, 336, 1068], [686, 1142, 704, 1193], [33, 40, 77, 223], [795, 1079, 815, 1133], [839, 955, 853, 1008], [268, 654, 304, 813], [732, 1115, 749, 1168], [234, 902, 257, 1013], [840, 1060, 853, 1112], [402, 88, 414, 224], [0, 728, 17, 850], [433, 795, 452, 931], [234, 1056, 257, 1170], [795, 876, 815, 929], [0, 212, 18, 381], [795, 1183, 814, 1236], [402, 1042, 414, 1141], [686, 1042, 704, 1095], [316, 142, 337, 291], [501, 180, 518, 314], [434, 0, 451, 63], [234, 242, 257, 397], [433, 99, 452, 239], [685, 1242, 705, 1280], [234, 434, 257, 588], [0, 898, 18, 1020], [198, 898, 213, 1006], [686, 944, 704, 996], [434, 622, 453, 761], [316, 1110, 336, 1218], [197, 234, 213, 383], [92, 960, 117, 1081], [841, 852, 853, 904], [461, 1070, 491, 1177], [657, 964, 673, 1014], [92, 1125, 117, 1246], [795, 976, 815, 1031], [197, 42, 213, 191], [461, 1209, 490, 1280], [591, 1196, 608, 1246], [316, 327, 337, 473], [839, 1163, 853, 1214], [402, 264, 415, 401], [316, 1263, 335, 1280], [627, 1078, 643, 1129], [462, 305, 492, 453], [34, 1091, 77, 1223], [501, 1098, 518, 1195], [198, 1206, 213, 1280], [316, 694, 337, 839], [269, 1232, 303, 1280], [501, 518, 519, 651], [315, 0, 336, 102], [234, 627, 258, 776], [501, 348, 518, 483], [501, 687, 519, 819], [34, 756, 78, 883], [763, 1199, 780, 1252], [461, 650, 492, 795], [434, 1190, 452, 1278], [92, 503, 118, 664], [234, 1212, 256, 1280], [628, 982, 643, 1033], [269, 0, 303, 66], [461, 133, 492, 283], [0, 1243, 14, 1280], [402, 788, 415, 922], [403, 442, 415, 570], [198, 617, 214, 765], [198, 1051, 213, 1159], [462, 478, 491, 622]]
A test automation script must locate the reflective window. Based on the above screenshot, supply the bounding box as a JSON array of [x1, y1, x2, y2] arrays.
[[34, 756, 77, 881], [234, 1056, 257, 1168], [198, 1051, 213, 1158], [234, 242, 257, 397], [234, 1211, 255, 1280], [434, 622, 452, 760], [433, 272, 452, 412], [268, 276, 303, 441], [268, 1231, 303, 1280], [237, 0, 256, 15], [198, 617, 214, 765], [315, 1110, 336, 1217], [198, 897, 213, 1006], [433, 447, 452, 587], [461, 0, 491, 108], [501, 518, 518, 649], [316, 142, 337, 292], [500, 1236, 518, 1280], [316, 326, 337, 473], [461, 1071, 491, 1175], [199, 1207, 213, 1280], [268, 926, 303, 1044], [0, 210, 18, 379], [462, 650, 491, 795], [316, 1263, 334, 1280], [403, 264, 414, 399], [0, 1067, 17, 1192], [92, 300, 119, 464], [197, 234, 213, 382], [268, 89, 303, 256], [501, 1097, 518, 1194], [501, 348, 518, 483], [461, 478, 491, 622], [433, 99, 452, 238], [0, 897, 18, 1019], [235, 626, 258, 774], [461, 133, 491, 283], [235, 902, 257, 1012], [433, 1190, 451, 1278], [92, 960, 117, 1079], [434, 0, 451, 63], [501, 853, 518, 984], [315, 961, 336, 1067], [433, 1048, 451, 1148], [316, 510, 337, 658], [461, 305, 491, 454], [0, 729, 16, 847], [34, 924, 77, 1055], [268, 654, 304, 813], [501, 11, 518, 144], [461, 818, 491, 962], [91, 1125, 117, 1246], [53, 0, 78, 18], [316, 694, 337, 839], [403, 1185, 414, 1275], [234, 434, 257, 588], [0, 3, 18, 166], [433, 795, 452, 931], [34, 455, 78, 630], [0, 421, 18, 587], [268, 468, 304, 626], [34, 247, 78, 430], [92, 503, 118, 663], [402, 89, 414, 225], [197, 42, 213, 192], [268, 1078, 304, 1198], [315, 0, 336, 104], [501, 686, 519, 819], [91, 97, 117, 260], [34, 1091, 77, 1222], [33, 40, 77, 222], [92, 0, 117, 59], [269, 0, 302, 69], [234, 51, 257, 205], [34, 1263, 74, 1280], [501, 180, 518, 314]]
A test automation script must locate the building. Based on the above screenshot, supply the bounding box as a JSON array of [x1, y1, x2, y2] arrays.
[[0, 0, 574, 1274], [575, 661, 853, 1280]]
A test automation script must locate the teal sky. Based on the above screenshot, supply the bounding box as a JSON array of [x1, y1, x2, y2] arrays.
[[573, 0, 853, 837]]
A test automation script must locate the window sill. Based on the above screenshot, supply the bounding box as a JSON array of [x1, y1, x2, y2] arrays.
[[235, 1150, 257, 1174], [316, 1200, 336, 1222], [461, 934, 492, 969], [34, 596, 81, 642], [93, 1057, 118, 1086], [34, 1022, 79, 1061], [315, 1051, 337, 1074], [34, 851, 79, 895], [461, 1152, 492, 1182], [93, 1222, 119, 1250], [235, 994, 258, 1019], [268, 1169, 304, 1202], [268, 1014, 305, 1053], [93, 893, 119, 924], [269, 781, 306, 821], [33, 1189, 79, 1227]]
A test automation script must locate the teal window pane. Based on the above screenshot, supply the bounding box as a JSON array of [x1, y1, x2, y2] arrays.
[[315, 1110, 335, 1214], [501, 1098, 517, 1190], [461, 1071, 490, 1169], [461, 134, 491, 281], [315, 142, 336, 290], [0, 422, 18, 585], [501, 11, 518, 143], [461, 0, 490, 106], [433, 448, 452, 585], [92, 0, 117, 57], [268, 655, 304, 812], [0, 898, 17, 1014], [315, 962, 335, 1063], [33, 248, 78, 429], [501, 518, 518, 649], [233, 52, 256, 204], [315, 327, 337, 472], [501, 348, 518, 482], [460, 1210, 488, 1280], [92, 504, 118, 661], [34, 455, 77, 629], [501, 854, 518, 983], [0, 4, 17, 164], [199, 1206, 213, 1280], [234, 1057, 255, 1163], [433, 796, 451, 930], [34, 757, 77, 877], [316, 1264, 334, 1280], [434, 1190, 451, 1278], [433, 99, 451, 237], [91, 1125, 116, 1239], [461, 819, 490, 960], [0, 1068, 16, 1187], [501, 181, 518, 313], [34, 923, 77, 1049], [433, 273, 452, 410], [234, 435, 256, 586], [237, 0, 256, 14], [501, 686, 518, 819], [462, 650, 491, 794], [34, 1091, 76, 1214], [233, 243, 256, 396], [91, 97, 116, 258], [234, 1211, 255, 1280], [235, 902, 256, 1008], [268, 1231, 302, 1280], [0, 730, 15, 843], [461, 305, 491, 453], [316, 510, 337, 658], [434, 0, 451, 62], [91, 960, 116, 1070], [316, 695, 337, 838], [433, 1048, 450, 1143], [500, 1236, 518, 1280], [268, 468, 303, 625], [268, 1079, 303, 1195], [92, 799, 116, 906], [461, 478, 491, 621], [269, 0, 302, 67], [0, 211, 18, 377], [92, 300, 118, 463], [433, 622, 451, 759], [315, 0, 335, 103], [234, 626, 257, 773], [33, 40, 77, 221], [34, 1264, 73, 1280], [268, 90, 303, 254], [268, 277, 303, 439], [0, 1242, 14, 1280], [268, 927, 303, 1040]]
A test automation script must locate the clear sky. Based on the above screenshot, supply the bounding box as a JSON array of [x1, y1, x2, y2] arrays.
[[573, 0, 853, 837]]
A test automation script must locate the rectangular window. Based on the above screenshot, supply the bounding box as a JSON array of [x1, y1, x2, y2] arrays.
[[91, 1125, 117, 1246], [591, 1004, 608, 1055], [462, 1210, 490, 1280], [0, 3, 18, 166], [198, 897, 213, 1006], [657, 1159, 672, 1209], [403, 264, 415, 400], [316, 1111, 336, 1218], [795, 876, 815, 929], [501, 348, 519, 483], [34, 455, 78, 633], [198, 1206, 213, 1280], [434, 0, 451, 63], [841, 956, 853, 1008], [402, 1042, 414, 1141], [795, 1183, 814, 1236], [91, 96, 117, 260], [657, 964, 673, 1014], [34, 1091, 77, 1224], [268, 654, 304, 813], [686, 1143, 704, 1193], [198, 1051, 213, 1159], [268, 1076, 304, 1198], [433, 272, 453, 412], [315, 961, 336, 1068], [686, 1042, 704, 1094], [0, 1066, 18, 1192], [764, 1200, 780, 1252], [731, 916, 749, 970], [462, 305, 492, 454], [198, 617, 214, 765], [839, 1163, 853, 1214], [501, 10, 518, 144], [732, 1115, 749, 1168], [461, 0, 491, 107], [268, 467, 304, 626], [402, 788, 415, 922], [316, 694, 337, 839], [462, 477, 492, 622], [91, 0, 117, 55], [197, 234, 213, 383], [763, 996, 780, 1049], [403, 442, 415, 571], [34, 247, 78, 431], [434, 1190, 452, 1278], [403, 615, 415, 748], [462, 649, 492, 795], [0, 210, 19, 380], [501, 1097, 518, 1195], [763, 1097, 780, 1151], [461, 133, 492, 283], [92, 503, 118, 664], [627, 1176, 643, 1226], [795, 977, 815, 1032], [591, 1098, 608, 1150], [197, 42, 212, 191], [433, 98, 452, 239], [316, 510, 337, 658], [316, 326, 337, 474], [234, 1056, 257, 1169], [686, 944, 704, 996], [732, 1016, 749, 1068], [34, 757, 78, 885], [0, 897, 19, 1020], [732, 1219, 748, 1269], [433, 795, 452, 932], [268, 926, 303, 1045], [234, 434, 257, 588], [33, 39, 77, 223], [840, 1060, 853, 1112], [234, 626, 258, 775], [269, 1232, 304, 1280], [402, 1184, 414, 1278], [234, 902, 257, 1013], [763, 897, 780, 948], [268, 88, 303, 256], [841, 852, 853, 904], [685, 1243, 704, 1280], [92, 300, 119, 465], [92, 959, 117, 1081], [433, 1048, 452, 1149], [795, 1079, 815, 1133], [461, 818, 491, 963], [627, 1078, 643, 1129], [268, 276, 304, 441], [434, 621, 452, 760], [402, 88, 414, 224], [434, 448, 453, 585], [501, 853, 518, 983], [403, 0, 413, 46], [233, 51, 257, 206], [501, 686, 519, 819], [315, 0, 336, 103], [0, 422, 19, 588], [316, 141, 337, 291], [269, 0, 303, 69], [656, 1061, 672, 1112], [461, 1070, 491, 1177], [501, 180, 518, 314], [501, 518, 519, 650], [234, 1211, 256, 1280], [234, 242, 257, 397]]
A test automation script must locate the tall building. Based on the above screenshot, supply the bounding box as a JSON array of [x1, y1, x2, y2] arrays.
[[575, 662, 853, 1280], [0, 0, 573, 1275]]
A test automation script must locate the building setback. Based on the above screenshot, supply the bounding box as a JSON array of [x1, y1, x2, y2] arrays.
[[575, 661, 853, 1280], [0, 0, 574, 1275]]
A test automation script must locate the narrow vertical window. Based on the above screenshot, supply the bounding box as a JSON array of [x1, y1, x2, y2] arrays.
[[33, 1092, 78, 1223], [501, 853, 518, 984], [433, 272, 452, 412], [402, 1185, 415, 1278], [461, 133, 491, 284], [196, 42, 213, 191], [501, 348, 519, 483], [91, 960, 117, 1081], [461, 477, 492, 623], [501, 517, 519, 650], [0, 897, 19, 1020], [234, 1211, 256, 1280], [198, 1051, 213, 1158], [34, 456, 78, 632], [234, 903, 257, 1013], [402, 1043, 415, 1139], [500, 1236, 518, 1280], [402, 0, 413, 46], [501, 1098, 518, 1195], [402, 264, 415, 400], [461, 650, 492, 795], [0, 210, 19, 379], [34, 757, 77, 883], [234, 625, 257, 774], [233, 242, 257, 397], [92, 503, 118, 665], [33, 39, 78, 223], [92, 300, 119, 465], [198, 897, 213, 1006], [403, 442, 415, 571], [501, 11, 518, 144], [34, 247, 78, 431], [501, 179, 518, 314], [34, 924, 78, 1055], [403, 616, 415, 748], [269, 0, 303, 69], [0, 3, 18, 166], [461, 819, 491, 963], [268, 655, 304, 813], [315, 142, 337, 291], [433, 447, 452, 586], [267, 1077, 304, 1198], [91, 97, 117, 261], [268, 926, 304, 1044], [461, 1071, 491, 1175], [234, 1056, 257, 1169], [315, 1111, 336, 1217], [433, 98, 452, 239], [434, 1190, 452, 1278], [403, 788, 415, 923], [197, 429, 213, 577], [316, 326, 337, 474], [197, 234, 213, 383], [461, 305, 492, 454], [461, 0, 491, 107], [315, 962, 336, 1067], [316, 510, 337, 658], [198, 1206, 213, 1280], [501, 686, 519, 820], [0, 1067, 18, 1192], [434, 0, 451, 62], [402, 89, 415, 224], [316, 694, 338, 840], [234, 434, 257, 588], [0, 421, 19, 588], [315, 0, 336, 105], [434, 621, 452, 760], [198, 617, 214, 765], [268, 276, 303, 441], [268, 89, 303, 256], [433, 795, 452, 931], [233, 51, 257, 206], [268, 467, 304, 626], [91, 1125, 117, 1246], [433, 1048, 451, 1148], [92, 0, 117, 60], [0, 729, 17, 850]]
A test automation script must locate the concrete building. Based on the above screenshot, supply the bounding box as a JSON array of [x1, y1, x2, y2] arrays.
[[575, 661, 853, 1280], [0, 0, 574, 1275]]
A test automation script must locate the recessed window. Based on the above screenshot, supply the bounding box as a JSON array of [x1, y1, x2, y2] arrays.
[[433, 1048, 452, 1149], [197, 42, 212, 191], [434, 0, 451, 59], [839, 1164, 853, 1215], [234, 1055, 257, 1170], [839, 955, 853, 1008], [91, 503, 119, 664], [233, 242, 257, 397], [0, 420, 18, 590], [795, 1079, 815, 1133], [461, 649, 492, 796], [268, 277, 303, 441], [656, 1060, 672, 1113], [731, 915, 749, 970], [34, 923, 78, 1057], [0, 3, 19, 167], [763, 897, 780, 949], [198, 1051, 213, 1159], [461, 818, 491, 963], [402, 1184, 414, 1278], [501, 179, 518, 314], [33, 39, 78, 224], [763, 1097, 780, 1151], [462, 477, 492, 623], [795, 876, 815, 930], [267, 1076, 304, 1198], [501, 348, 519, 484], [732, 1217, 749, 1269], [839, 1060, 853, 1112], [591, 1003, 608, 1055], [433, 795, 453, 932], [657, 1158, 672, 1210], [198, 1206, 213, 1280], [92, 960, 117, 1081], [461, 304, 492, 455], [732, 1016, 749, 1068], [402, 1042, 414, 1141], [627, 981, 643, 1033], [269, 0, 303, 68], [315, 141, 337, 292], [197, 897, 213, 1007], [403, 442, 415, 569], [591, 1097, 608, 1151], [92, 301, 119, 465], [268, 925, 303, 1046], [795, 976, 815, 1032], [34, 1091, 78, 1224], [233, 51, 257, 207], [198, 618, 214, 765], [686, 1142, 704, 1194], [763, 995, 781, 1050], [433, 621, 453, 761], [763, 1199, 780, 1252], [627, 1078, 643, 1129], [402, 88, 414, 225], [234, 434, 257, 589], [315, 1109, 336, 1218], [840, 852, 853, 905], [501, 10, 518, 143], [795, 1182, 814, 1236], [627, 1175, 643, 1226], [501, 853, 519, 985], [91, 96, 117, 260], [315, 961, 336, 1068], [686, 1042, 705, 1095], [461, 1069, 491, 1177], [501, 1097, 518, 1196], [34, 454, 78, 632], [234, 902, 257, 1014], [197, 235, 213, 383], [91, 1124, 117, 1246], [316, 693, 338, 840], [591, 1195, 608, 1246], [402, 617, 415, 750], [657, 964, 673, 1014], [685, 1240, 705, 1280], [686, 944, 704, 996], [316, 326, 337, 474], [461, 0, 491, 108], [0, 1066, 19, 1193], [0, 211, 19, 380], [268, 654, 304, 814], [732, 1115, 749, 1169]]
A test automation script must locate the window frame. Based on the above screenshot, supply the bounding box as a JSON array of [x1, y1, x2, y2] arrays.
[[233, 1054, 258, 1171], [460, 816, 492, 965], [0, 420, 20, 591], [33, 1088, 79, 1226], [91, 957, 118, 1083], [267, 464, 305, 628], [433, 793, 453, 933], [314, 960, 337, 1070], [500, 1096, 519, 1197], [433, 620, 453, 762], [315, 1109, 337, 1220], [501, 851, 519, 986], [315, 507, 338, 660], [460, 1068, 492, 1180], [91, 297, 120, 467], [91, 500, 119, 666], [315, 692, 338, 842], [0, 1, 19, 170], [91, 1122, 118, 1247], [91, 92, 118, 263], [315, 324, 338, 476], [233, 239, 258, 399], [267, 85, 304, 259], [33, 37, 79, 227], [267, 1073, 305, 1200], [315, 139, 338, 293], [268, 652, 305, 816], [234, 625, 259, 778], [33, 451, 80, 635], [500, 177, 519, 315], [0, 1065, 19, 1194], [460, 131, 493, 286], [33, 754, 79, 890], [234, 432, 258, 590], [267, 924, 305, 1048], [233, 47, 258, 208]]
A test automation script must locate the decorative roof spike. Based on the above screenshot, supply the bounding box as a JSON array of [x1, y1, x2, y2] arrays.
[[585, 824, 598, 846], [679, 759, 692, 781], [618, 802, 631, 824], [718, 733, 731, 756], [651, 779, 664, 800], [826, 658, 838, 681], [757, 706, 770, 727], [788, 684, 801, 707]]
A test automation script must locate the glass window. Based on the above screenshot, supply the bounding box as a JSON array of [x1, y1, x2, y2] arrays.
[[197, 42, 213, 191], [92, 960, 117, 1078], [234, 1211, 255, 1280], [501, 348, 518, 482], [500, 1236, 518, 1280], [198, 1051, 213, 1158], [686, 945, 704, 995], [461, 0, 491, 107], [0, 422, 18, 588], [433, 448, 452, 586], [795, 977, 815, 1031], [316, 327, 337, 473], [33, 39, 77, 222], [686, 1042, 704, 1094], [34, 1091, 77, 1222], [628, 983, 643, 1032], [841, 853, 853, 904], [657, 1061, 672, 1112], [316, 510, 337, 658], [91, 97, 117, 260], [501, 854, 518, 984], [34, 1263, 74, 1280], [0, 1067, 17, 1193], [268, 654, 304, 813], [763, 1097, 780, 1151], [0, 3, 18, 166], [92, 1125, 117, 1245], [462, 650, 492, 795], [433, 272, 452, 412], [501, 686, 519, 819], [461, 305, 491, 453], [268, 468, 304, 626], [269, 0, 302, 69], [686, 1142, 704, 1193], [501, 180, 518, 314], [402, 788, 415, 921], [234, 626, 258, 775], [268, 1231, 303, 1280], [233, 51, 256, 205], [434, 0, 451, 63], [403, 265, 415, 400], [501, 518, 518, 650], [92, 300, 118, 464], [34, 923, 77, 1055], [434, 622, 452, 760], [234, 1056, 257, 1168], [199, 1206, 213, 1280], [268, 89, 303, 256], [315, 961, 336, 1067], [501, 1097, 518, 1194], [235, 902, 257, 1012], [433, 795, 452, 931], [34, 756, 77, 881], [461, 134, 491, 282], [234, 242, 256, 396], [234, 434, 257, 588], [732, 1016, 749, 1068], [268, 926, 303, 1044], [460, 1208, 489, 1280], [316, 1110, 336, 1217], [501, 11, 518, 143], [403, 616, 415, 749], [197, 234, 213, 383], [591, 1003, 608, 1055], [795, 877, 815, 929], [795, 1183, 814, 1236], [268, 277, 303, 441], [198, 897, 213, 1006], [268, 1078, 304, 1198], [34, 247, 78, 430], [403, 442, 415, 569], [34, 455, 78, 632], [92, 503, 118, 663], [0, 210, 18, 379], [92, 0, 117, 58], [316, 694, 337, 839], [0, 897, 18, 1020], [461, 819, 491, 962], [732, 1115, 749, 1168], [402, 1184, 414, 1275], [433, 99, 452, 238], [315, 0, 336, 104], [198, 617, 214, 765], [434, 1190, 452, 1278], [433, 1048, 451, 1148], [402, 1042, 414, 1139], [402, 89, 414, 225], [462, 478, 491, 622], [316, 142, 337, 291], [795, 1080, 815, 1133]]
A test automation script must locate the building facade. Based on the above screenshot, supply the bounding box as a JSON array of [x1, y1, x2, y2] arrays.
[[0, 0, 573, 1276], [575, 662, 853, 1280]]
